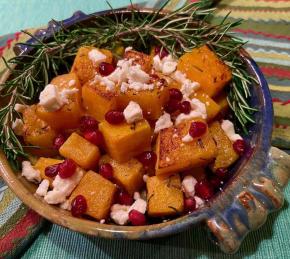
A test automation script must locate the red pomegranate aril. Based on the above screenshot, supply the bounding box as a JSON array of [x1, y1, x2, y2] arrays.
[[233, 139, 246, 155], [80, 116, 99, 132], [58, 159, 77, 179], [165, 99, 180, 114], [215, 168, 229, 180], [179, 101, 191, 114], [105, 110, 124, 124], [53, 134, 66, 150], [71, 195, 87, 217], [184, 197, 196, 212], [195, 180, 214, 200], [99, 62, 116, 76], [189, 121, 207, 138], [169, 88, 183, 101], [99, 163, 113, 180], [117, 190, 134, 205], [83, 130, 104, 147], [137, 151, 157, 169], [154, 46, 169, 59], [129, 209, 146, 226], [45, 164, 60, 178]]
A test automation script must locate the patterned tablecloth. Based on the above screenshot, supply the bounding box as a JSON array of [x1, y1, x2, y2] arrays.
[[0, 0, 290, 258]]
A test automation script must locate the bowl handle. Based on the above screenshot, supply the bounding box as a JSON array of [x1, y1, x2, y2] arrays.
[[206, 146, 290, 253]]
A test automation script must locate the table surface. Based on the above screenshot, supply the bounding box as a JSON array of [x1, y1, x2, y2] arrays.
[[0, 0, 290, 258]]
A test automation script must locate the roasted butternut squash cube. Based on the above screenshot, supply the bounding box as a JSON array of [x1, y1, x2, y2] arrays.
[[69, 171, 117, 220], [192, 91, 221, 121], [59, 133, 100, 169], [34, 157, 63, 186], [184, 167, 207, 182], [147, 174, 184, 217], [36, 73, 83, 129], [82, 80, 118, 121], [71, 46, 113, 84], [156, 119, 217, 176], [99, 120, 151, 162], [177, 45, 232, 97], [118, 84, 169, 120], [209, 121, 239, 171], [123, 50, 152, 73], [100, 155, 144, 195], [22, 105, 57, 156]]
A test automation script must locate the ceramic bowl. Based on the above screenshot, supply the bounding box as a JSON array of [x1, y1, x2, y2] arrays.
[[0, 9, 290, 254]]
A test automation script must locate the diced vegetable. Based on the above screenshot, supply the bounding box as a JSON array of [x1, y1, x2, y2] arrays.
[[59, 133, 100, 169], [99, 120, 151, 162], [147, 174, 183, 217], [69, 171, 117, 220], [100, 155, 144, 195]]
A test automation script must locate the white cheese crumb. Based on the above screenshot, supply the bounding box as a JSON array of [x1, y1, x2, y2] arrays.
[[221, 120, 242, 142], [182, 133, 193, 143], [125, 46, 133, 52], [123, 101, 143, 124], [14, 103, 27, 113], [44, 168, 84, 204], [68, 79, 76, 87], [93, 74, 115, 91], [35, 179, 50, 197], [100, 219, 106, 224], [88, 49, 107, 64], [194, 196, 204, 208], [129, 198, 147, 214], [166, 157, 170, 162], [143, 174, 149, 183], [133, 192, 141, 200], [182, 175, 197, 198], [153, 55, 177, 75], [39, 84, 62, 112], [59, 88, 79, 105], [22, 161, 41, 183], [173, 71, 200, 97], [154, 112, 173, 133], [60, 199, 71, 211], [175, 98, 207, 125], [128, 65, 150, 84], [12, 118, 24, 135], [110, 204, 130, 225]]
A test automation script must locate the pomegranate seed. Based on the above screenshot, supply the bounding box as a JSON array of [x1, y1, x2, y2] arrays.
[[165, 99, 180, 114], [189, 121, 207, 138], [105, 110, 124, 124], [71, 195, 87, 217], [184, 197, 196, 212], [129, 209, 146, 226], [58, 159, 77, 179], [117, 190, 134, 205], [79, 116, 98, 132], [45, 164, 60, 178], [99, 163, 113, 180], [195, 180, 214, 200], [99, 62, 116, 76], [136, 151, 157, 169], [179, 101, 191, 114], [83, 130, 104, 147], [53, 134, 66, 150], [169, 88, 183, 101], [233, 139, 246, 155], [154, 46, 169, 59], [215, 168, 229, 180]]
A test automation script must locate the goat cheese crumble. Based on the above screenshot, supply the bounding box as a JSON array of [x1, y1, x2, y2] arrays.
[[182, 133, 193, 143], [21, 161, 41, 183], [221, 120, 242, 142], [35, 179, 50, 197], [182, 175, 197, 198], [153, 55, 177, 75], [123, 101, 143, 124], [154, 112, 173, 133], [88, 49, 107, 64], [173, 71, 200, 97]]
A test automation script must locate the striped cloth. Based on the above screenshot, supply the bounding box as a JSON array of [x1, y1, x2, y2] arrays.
[[0, 0, 290, 258]]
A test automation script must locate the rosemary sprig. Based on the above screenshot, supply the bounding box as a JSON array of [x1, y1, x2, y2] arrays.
[[0, 0, 256, 168]]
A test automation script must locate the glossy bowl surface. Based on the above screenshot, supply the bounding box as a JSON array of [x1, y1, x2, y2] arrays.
[[1, 8, 289, 254]]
